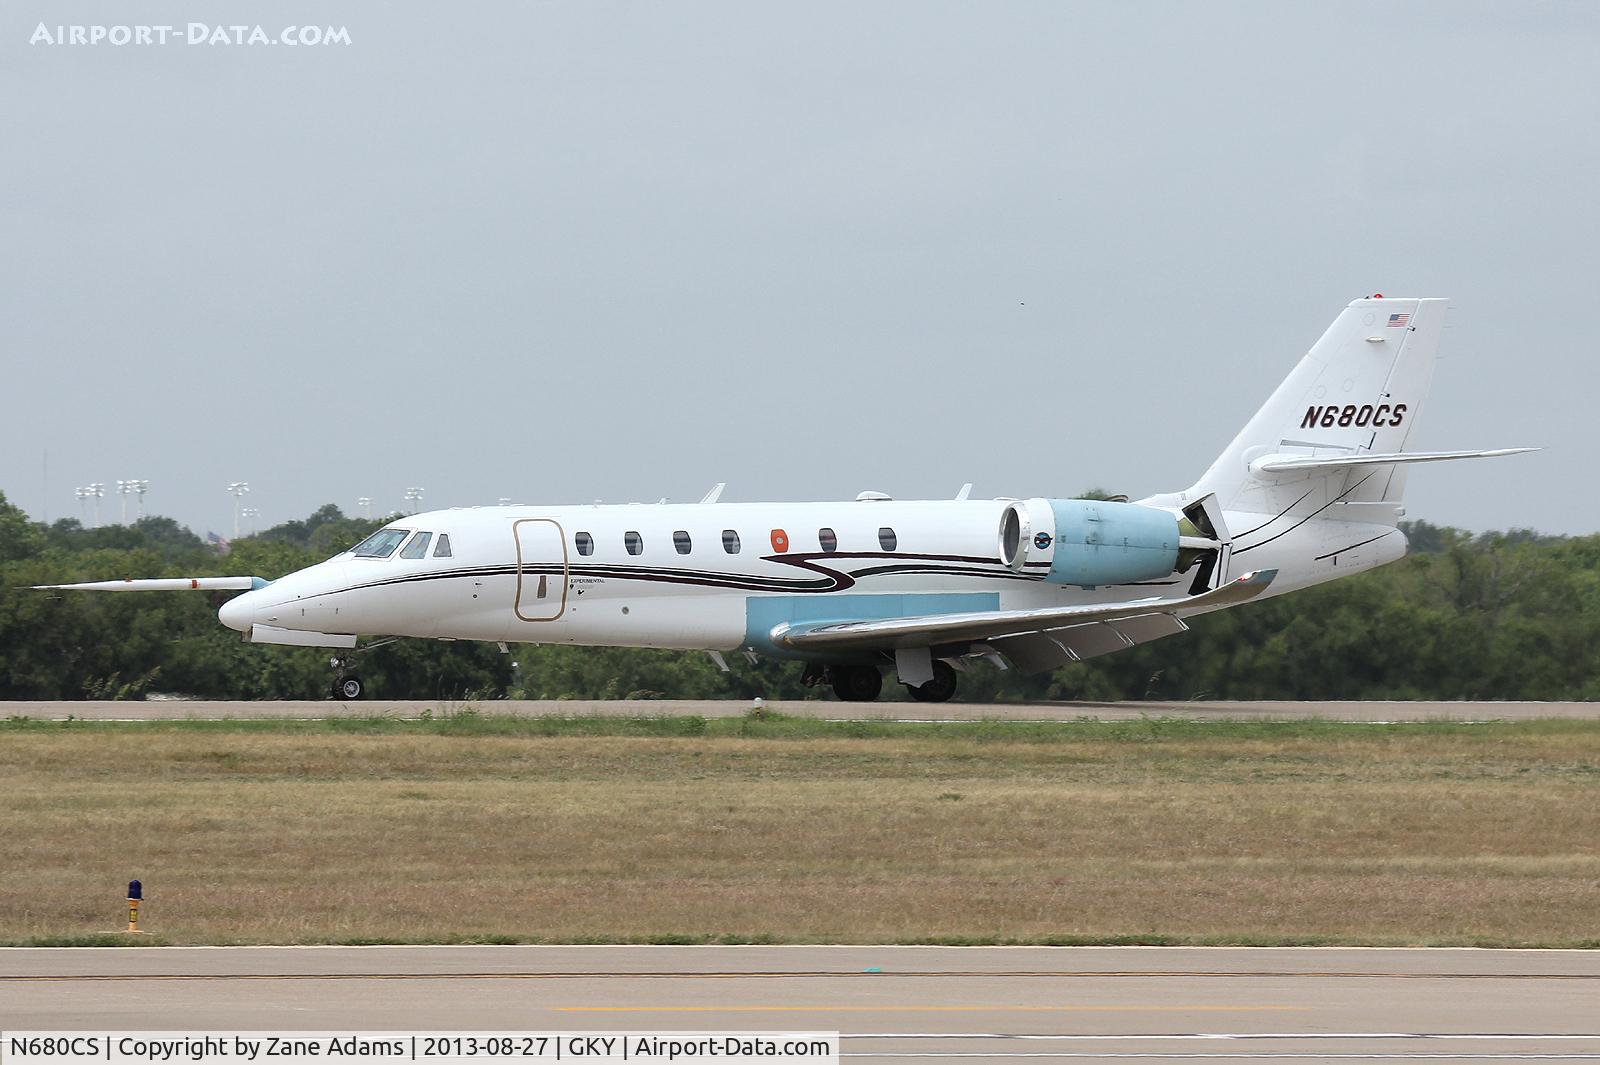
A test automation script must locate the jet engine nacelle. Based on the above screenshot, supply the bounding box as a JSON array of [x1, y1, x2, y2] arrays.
[[998, 498, 1180, 588]]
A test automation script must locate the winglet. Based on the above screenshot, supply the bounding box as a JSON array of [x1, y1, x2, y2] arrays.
[[1229, 568, 1276, 593], [1183, 567, 1276, 609]]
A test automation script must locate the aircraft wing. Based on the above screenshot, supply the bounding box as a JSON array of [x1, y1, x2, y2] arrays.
[[1253, 448, 1537, 474], [32, 577, 266, 592], [771, 569, 1277, 653]]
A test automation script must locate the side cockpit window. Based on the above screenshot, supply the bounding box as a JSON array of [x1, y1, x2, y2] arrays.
[[433, 533, 453, 558], [400, 531, 433, 559], [352, 528, 410, 558]]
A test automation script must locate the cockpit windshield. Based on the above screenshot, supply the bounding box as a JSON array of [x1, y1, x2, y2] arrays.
[[399, 531, 433, 559], [351, 528, 410, 558]]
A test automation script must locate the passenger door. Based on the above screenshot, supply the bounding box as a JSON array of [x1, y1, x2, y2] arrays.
[[513, 518, 569, 622]]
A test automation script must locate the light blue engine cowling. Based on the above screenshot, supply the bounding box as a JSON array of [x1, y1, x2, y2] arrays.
[[999, 498, 1180, 588]]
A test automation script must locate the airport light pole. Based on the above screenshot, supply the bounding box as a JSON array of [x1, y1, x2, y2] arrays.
[[227, 482, 250, 539], [115, 479, 148, 524], [357, 496, 373, 520], [497, 497, 512, 507], [75, 486, 89, 523], [85, 483, 105, 529], [404, 487, 424, 515], [240, 507, 260, 535]]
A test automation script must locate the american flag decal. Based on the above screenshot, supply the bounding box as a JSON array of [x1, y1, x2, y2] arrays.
[[1387, 312, 1411, 328]]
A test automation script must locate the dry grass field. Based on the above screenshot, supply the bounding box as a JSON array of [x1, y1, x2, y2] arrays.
[[1, 715, 1597, 946]]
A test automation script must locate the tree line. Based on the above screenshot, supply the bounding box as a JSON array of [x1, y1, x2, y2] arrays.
[[0, 490, 1592, 702]]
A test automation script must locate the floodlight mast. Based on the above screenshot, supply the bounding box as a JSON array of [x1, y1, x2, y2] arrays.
[[115, 479, 148, 524], [357, 496, 373, 520], [404, 487, 424, 515], [84, 483, 105, 528], [227, 482, 250, 539]]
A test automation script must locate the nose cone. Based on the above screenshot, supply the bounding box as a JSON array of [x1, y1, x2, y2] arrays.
[[218, 590, 262, 632]]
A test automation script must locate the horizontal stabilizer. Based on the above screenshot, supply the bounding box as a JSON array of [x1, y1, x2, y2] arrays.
[[32, 576, 266, 592], [1253, 447, 1538, 475], [773, 569, 1277, 652]]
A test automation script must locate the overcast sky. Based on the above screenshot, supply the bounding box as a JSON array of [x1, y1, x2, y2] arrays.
[[3, 1, 1594, 536]]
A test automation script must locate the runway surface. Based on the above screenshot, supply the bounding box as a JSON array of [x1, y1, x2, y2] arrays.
[[3, 946, 1598, 1061], [4, 699, 1598, 721]]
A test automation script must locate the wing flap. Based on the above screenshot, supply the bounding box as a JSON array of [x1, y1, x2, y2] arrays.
[[1050, 620, 1137, 659], [989, 613, 1189, 673], [985, 631, 1076, 673], [773, 569, 1276, 652]]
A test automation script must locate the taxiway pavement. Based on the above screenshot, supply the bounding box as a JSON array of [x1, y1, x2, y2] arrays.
[[2, 946, 1597, 1061], [3, 699, 1598, 721]]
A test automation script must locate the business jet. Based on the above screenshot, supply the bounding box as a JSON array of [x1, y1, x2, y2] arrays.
[[41, 296, 1534, 701]]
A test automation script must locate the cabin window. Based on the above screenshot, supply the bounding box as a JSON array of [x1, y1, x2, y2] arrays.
[[879, 526, 897, 551], [400, 532, 433, 559], [722, 529, 741, 554], [818, 527, 838, 553], [673, 530, 692, 555], [625, 531, 644, 556], [352, 528, 409, 558], [433, 533, 453, 558], [575, 531, 594, 556]]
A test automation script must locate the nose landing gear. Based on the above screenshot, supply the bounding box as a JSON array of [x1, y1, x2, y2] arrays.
[[330, 655, 363, 700], [325, 637, 396, 699]]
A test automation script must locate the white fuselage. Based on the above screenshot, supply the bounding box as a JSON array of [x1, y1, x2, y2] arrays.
[[55, 295, 1522, 694], [218, 497, 1405, 659]]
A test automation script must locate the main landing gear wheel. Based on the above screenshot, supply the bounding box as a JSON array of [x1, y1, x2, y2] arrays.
[[324, 640, 395, 700], [328, 653, 365, 700], [830, 664, 883, 702], [906, 660, 957, 703]]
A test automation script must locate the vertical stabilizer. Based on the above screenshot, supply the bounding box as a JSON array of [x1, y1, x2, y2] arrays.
[[1186, 296, 1447, 517]]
